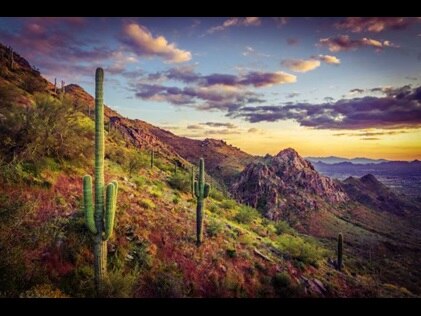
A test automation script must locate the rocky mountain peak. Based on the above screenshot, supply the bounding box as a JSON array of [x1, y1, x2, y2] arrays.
[[276, 147, 299, 158], [231, 148, 349, 222], [342, 174, 413, 215], [360, 173, 379, 185]]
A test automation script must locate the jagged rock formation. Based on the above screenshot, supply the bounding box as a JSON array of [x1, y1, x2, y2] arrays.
[[231, 148, 349, 220]]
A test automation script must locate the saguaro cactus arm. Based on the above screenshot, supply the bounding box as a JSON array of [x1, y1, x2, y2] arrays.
[[83, 175, 97, 234], [104, 182, 118, 240], [204, 183, 211, 198], [194, 181, 199, 199], [112, 180, 118, 212]]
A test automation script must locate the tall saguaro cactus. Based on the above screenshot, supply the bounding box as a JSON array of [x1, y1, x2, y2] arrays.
[[194, 158, 210, 246], [337, 233, 343, 271], [82, 68, 119, 295]]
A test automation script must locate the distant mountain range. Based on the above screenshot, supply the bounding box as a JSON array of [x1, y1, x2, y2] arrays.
[[311, 160, 421, 177], [310, 159, 421, 197], [306, 156, 390, 165]]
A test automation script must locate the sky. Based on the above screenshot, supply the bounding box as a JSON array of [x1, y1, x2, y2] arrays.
[[1, 17, 421, 160]]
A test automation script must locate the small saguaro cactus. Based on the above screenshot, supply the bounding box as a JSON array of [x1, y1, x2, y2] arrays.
[[174, 161, 178, 174], [54, 78, 57, 94], [337, 233, 343, 271], [191, 165, 195, 197], [61, 80, 65, 97], [150, 149, 154, 168], [9, 46, 14, 70], [194, 158, 211, 246], [82, 67, 119, 295]]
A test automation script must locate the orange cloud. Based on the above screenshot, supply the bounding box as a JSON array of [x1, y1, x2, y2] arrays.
[[281, 59, 321, 73], [208, 17, 261, 33], [316, 54, 340, 64], [123, 23, 191, 63]]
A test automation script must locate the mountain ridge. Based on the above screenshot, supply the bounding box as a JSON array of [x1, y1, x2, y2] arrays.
[[1, 42, 421, 297], [306, 156, 391, 165], [231, 148, 349, 230]]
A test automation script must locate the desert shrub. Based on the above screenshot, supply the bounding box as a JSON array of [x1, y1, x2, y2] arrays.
[[20, 72, 47, 93], [220, 198, 237, 210], [132, 175, 148, 188], [271, 272, 302, 297], [209, 189, 224, 202], [59, 265, 95, 298], [208, 203, 220, 214], [172, 196, 180, 205], [237, 234, 254, 246], [20, 284, 68, 298], [127, 152, 144, 177], [138, 198, 156, 210], [226, 248, 237, 258], [167, 173, 190, 193], [129, 242, 154, 271], [0, 195, 50, 296], [148, 186, 163, 198], [102, 268, 139, 298], [149, 264, 186, 298], [274, 220, 294, 235], [107, 146, 128, 166], [276, 235, 323, 266], [206, 219, 223, 237], [234, 205, 260, 224], [0, 93, 93, 166]]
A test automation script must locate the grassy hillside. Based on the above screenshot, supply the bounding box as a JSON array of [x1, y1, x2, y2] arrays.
[[0, 43, 419, 297]]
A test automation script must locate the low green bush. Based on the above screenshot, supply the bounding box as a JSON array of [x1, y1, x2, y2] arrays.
[[167, 173, 190, 193], [138, 199, 156, 210], [206, 219, 223, 237], [234, 205, 260, 224]]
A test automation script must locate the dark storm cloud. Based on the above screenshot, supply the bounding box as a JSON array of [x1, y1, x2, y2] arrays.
[[139, 67, 296, 88], [229, 85, 421, 129], [132, 83, 265, 111]]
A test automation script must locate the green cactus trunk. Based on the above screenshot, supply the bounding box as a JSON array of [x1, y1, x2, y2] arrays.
[[196, 200, 204, 244], [61, 80, 65, 99], [82, 68, 118, 296], [337, 233, 343, 271], [94, 68, 105, 293], [191, 166, 195, 197], [194, 158, 210, 246], [9, 47, 14, 70], [174, 162, 177, 174], [150, 150, 154, 168]]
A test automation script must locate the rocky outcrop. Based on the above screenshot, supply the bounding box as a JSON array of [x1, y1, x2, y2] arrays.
[[231, 148, 348, 220], [342, 174, 412, 215]]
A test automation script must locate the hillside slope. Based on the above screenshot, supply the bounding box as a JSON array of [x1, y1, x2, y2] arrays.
[[65, 81, 254, 185], [0, 42, 420, 297]]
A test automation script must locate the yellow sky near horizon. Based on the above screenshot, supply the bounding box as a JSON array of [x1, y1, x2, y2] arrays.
[[168, 120, 421, 161]]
